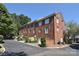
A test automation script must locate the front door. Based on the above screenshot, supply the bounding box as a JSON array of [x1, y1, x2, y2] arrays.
[[38, 38, 41, 45]]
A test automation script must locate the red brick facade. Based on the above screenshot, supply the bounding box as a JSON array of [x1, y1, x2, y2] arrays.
[[19, 12, 65, 47]]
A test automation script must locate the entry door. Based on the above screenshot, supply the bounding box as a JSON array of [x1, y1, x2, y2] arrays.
[[38, 38, 41, 45]]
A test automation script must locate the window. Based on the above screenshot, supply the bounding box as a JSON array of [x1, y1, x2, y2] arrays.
[[35, 23, 39, 27], [44, 27, 48, 34], [57, 28, 59, 31], [39, 22, 42, 26], [42, 20, 45, 25], [33, 24, 35, 27], [27, 25, 29, 28], [33, 30, 35, 34], [28, 29, 31, 33], [38, 30, 41, 33], [25, 31, 27, 34], [30, 25, 32, 28], [45, 19, 49, 24], [29, 24, 34, 28], [57, 19, 59, 23]]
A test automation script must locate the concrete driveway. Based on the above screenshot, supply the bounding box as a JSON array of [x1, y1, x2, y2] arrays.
[[1, 40, 79, 56]]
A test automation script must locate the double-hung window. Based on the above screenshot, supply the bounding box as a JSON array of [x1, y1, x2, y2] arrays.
[[44, 27, 48, 34]]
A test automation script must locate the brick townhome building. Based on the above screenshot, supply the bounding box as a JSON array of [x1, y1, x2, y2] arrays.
[[19, 12, 65, 47]]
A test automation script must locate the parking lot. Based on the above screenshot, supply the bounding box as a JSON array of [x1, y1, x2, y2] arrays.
[[1, 40, 79, 56]]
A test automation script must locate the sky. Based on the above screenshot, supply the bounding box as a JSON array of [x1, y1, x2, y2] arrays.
[[4, 3, 79, 24]]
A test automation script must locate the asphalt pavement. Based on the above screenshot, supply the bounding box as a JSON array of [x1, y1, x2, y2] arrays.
[[1, 40, 79, 56]]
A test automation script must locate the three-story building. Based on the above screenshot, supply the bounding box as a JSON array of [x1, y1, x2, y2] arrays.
[[19, 12, 65, 47]]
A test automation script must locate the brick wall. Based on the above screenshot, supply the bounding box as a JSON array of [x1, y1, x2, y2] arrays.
[[19, 12, 65, 47]]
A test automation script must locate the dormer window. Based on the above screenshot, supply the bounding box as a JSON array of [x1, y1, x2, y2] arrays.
[[45, 19, 49, 24]]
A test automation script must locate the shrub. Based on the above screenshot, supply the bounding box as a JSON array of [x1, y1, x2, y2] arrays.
[[17, 35, 37, 43], [28, 40, 37, 43], [40, 38, 46, 47], [23, 37, 29, 43], [16, 35, 23, 41], [0, 35, 4, 43], [64, 38, 68, 44], [0, 35, 3, 39], [64, 38, 72, 44], [24, 37, 37, 43], [68, 39, 72, 44]]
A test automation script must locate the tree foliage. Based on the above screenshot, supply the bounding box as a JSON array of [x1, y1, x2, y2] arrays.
[[11, 13, 31, 29], [0, 4, 31, 39], [64, 20, 79, 44], [0, 4, 17, 37]]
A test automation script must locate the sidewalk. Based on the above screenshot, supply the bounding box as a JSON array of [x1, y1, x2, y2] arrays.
[[25, 43, 38, 47], [46, 44, 70, 49]]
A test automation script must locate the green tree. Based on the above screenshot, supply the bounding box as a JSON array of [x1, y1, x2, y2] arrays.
[[0, 4, 18, 38], [64, 20, 79, 44], [0, 4, 31, 39], [10, 13, 20, 29], [19, 14, 31, 26], [11, 13, 31, 29]]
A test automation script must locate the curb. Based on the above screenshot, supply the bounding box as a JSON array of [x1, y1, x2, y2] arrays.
[[46, 45, 70, 49], [0, 44, 5, 55], [14, 40, 70, 49]]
